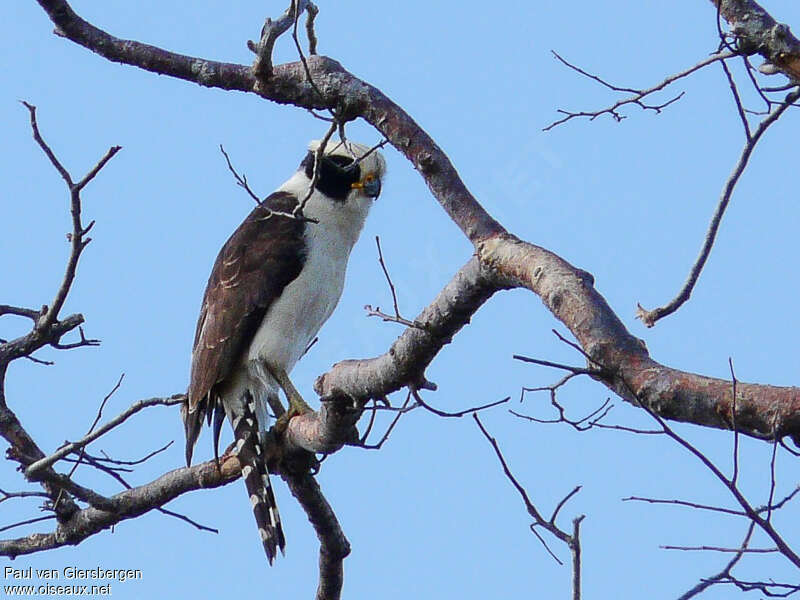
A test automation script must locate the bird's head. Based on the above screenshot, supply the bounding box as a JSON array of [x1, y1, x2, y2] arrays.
[[300, 140, 386, 203]]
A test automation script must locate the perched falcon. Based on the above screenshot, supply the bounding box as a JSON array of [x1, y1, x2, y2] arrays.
[[183, 140, 386, 563]]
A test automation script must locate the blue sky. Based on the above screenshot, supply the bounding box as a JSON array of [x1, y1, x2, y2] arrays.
[[2, 1, 800, 598]]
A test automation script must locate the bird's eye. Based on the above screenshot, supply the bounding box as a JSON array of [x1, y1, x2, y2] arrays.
[[364, 174, 375, 182]]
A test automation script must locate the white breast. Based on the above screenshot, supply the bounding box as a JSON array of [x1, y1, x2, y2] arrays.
[[247, 173, 372, 374]]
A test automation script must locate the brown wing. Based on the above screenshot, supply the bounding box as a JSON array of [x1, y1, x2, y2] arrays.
[[183, 191, 306, 463]]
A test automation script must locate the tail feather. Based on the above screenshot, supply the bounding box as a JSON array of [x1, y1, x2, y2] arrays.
[[211, 396, 226, 463], [231, 390, 285, 563], [181, 398, 206, 467]]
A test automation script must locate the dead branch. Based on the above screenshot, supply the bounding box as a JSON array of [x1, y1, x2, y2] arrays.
[[20, 102, 121, 334], [248, 0, 317, 79], [284, 472, 349, 600], [0, 455, 240, 558], [712, 0, 800, 82], [676, 523, 755, 600], [474, 414, 584, 600], [411, 388, 509, 418], [636, 88, 800, 327], [25, 395, 184, 477], [544, 51, 733, 130]]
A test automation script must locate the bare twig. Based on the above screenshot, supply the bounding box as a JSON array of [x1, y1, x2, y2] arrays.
[[376, 236, 402, 319], [729, 358, 740, 486], [358, 392, 414, 450], [96, 441, 174, 467], [365, 236, 429, 329], [218, 144, 318, 224], [20, 102, 121, 335], [1, 456, 241, 558], [636, 390, 800, 568], [411, 388, 508, 418], [0, 516, 56, 534], [295, 120, 338, 218], [67, 373, 126, 479], [720, 58, 752, 139], [662, 544, 777, 553], [512, 355, 596, 375], [25, 394, 184, 476], [637, 88, 800, 327], [676, 523, 755, 600], [623, 496, 746, 517], [0, 489, 49, 505], [544, 51, 733, 130], [474, 414, 584, 599]]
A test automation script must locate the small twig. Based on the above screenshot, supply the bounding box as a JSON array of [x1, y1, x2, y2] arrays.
[[544, 51, 733, 130], [21, 102, 121, 335], [623, 496, 746, 517], [364, 305, 426, 330], [75, 453, 217, 533], [26, 394, 184, 476], [66, 373, 126, 481], [295, 120, 338, 219], [219, 144, 264, 206], [50, 326, 100, 350], [473, 413, 584, 600], [720, 58, 752, 140], [376, 236, 402, 319], [0, 489, 49, 505], [758, 485, 800, 514], [21, 354, 54, 366], [95, 441, 174, 467], [729, 358, 740, 486], [512, 355, 596, 375], [289, 0, 329, 110], [0, 516, 56, 534], [767, 433, 779, 523], [676, 522, 755, 600], [412, 388, 508, 418], [359, 392, 415, 450], [87, 374, 124, 437], [367, 231, 430, 331], [636, 88, 800, 327], [662, 544, 778, 553], [635, 388, 800, 568]]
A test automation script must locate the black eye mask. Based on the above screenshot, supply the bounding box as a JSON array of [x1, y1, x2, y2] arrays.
[[299, 152, 362, 201]]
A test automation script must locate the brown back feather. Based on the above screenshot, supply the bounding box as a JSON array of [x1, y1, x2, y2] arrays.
[[184, 191, 306, 463]]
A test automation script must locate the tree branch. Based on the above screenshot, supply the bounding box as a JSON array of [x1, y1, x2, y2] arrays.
[[636, 88, 800, 327], [712, 0, 800, 81], [284, 472, 350, 600], [0, 455, 240, 558]]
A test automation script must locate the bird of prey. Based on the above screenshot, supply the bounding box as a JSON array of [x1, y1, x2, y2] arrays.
[[182, 140, 386, 563]]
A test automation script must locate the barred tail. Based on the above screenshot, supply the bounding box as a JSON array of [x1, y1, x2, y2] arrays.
[[231, 390, 286, 564]]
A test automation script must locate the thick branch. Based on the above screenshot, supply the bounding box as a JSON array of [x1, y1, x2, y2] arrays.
[[712, 0, 800, 81], [284, 473, 350, 600], [34, 0, 800, 450], [34, 0, 504, 245]]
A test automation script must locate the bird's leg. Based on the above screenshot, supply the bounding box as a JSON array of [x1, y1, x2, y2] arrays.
[[267, 366, 320, 475], [268, 366, 312, 429]]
